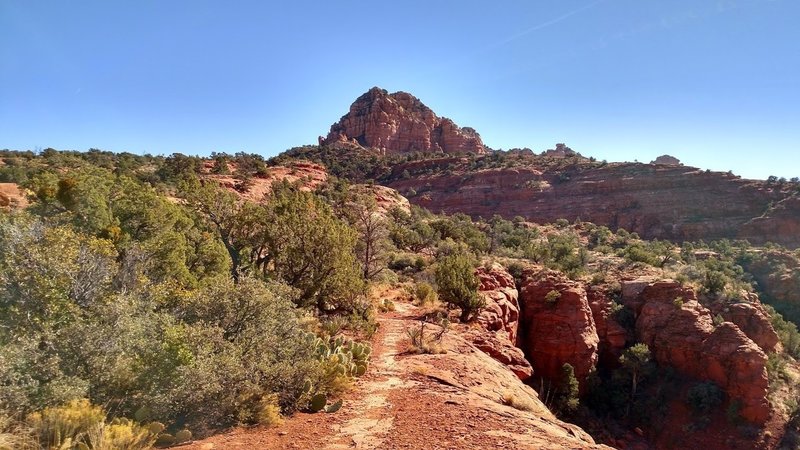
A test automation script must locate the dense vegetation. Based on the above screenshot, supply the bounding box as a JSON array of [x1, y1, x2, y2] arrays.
[[0, 150, 373, 447]]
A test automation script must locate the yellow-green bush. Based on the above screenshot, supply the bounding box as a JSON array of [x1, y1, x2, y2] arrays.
[[22, 400, 157, 450], [27, 399, 105, 449], [412, 282, 438, 306], [84, 418, 158, 450], [0, 415, 36, 450]]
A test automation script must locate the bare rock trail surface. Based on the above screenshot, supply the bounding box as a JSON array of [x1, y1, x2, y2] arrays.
[[188, 288, 608, 449]]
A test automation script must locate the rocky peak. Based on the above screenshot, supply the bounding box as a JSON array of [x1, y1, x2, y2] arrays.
[[320, 87, 485, 155], [541, 143, 579, 158], [651, 154, 681, 165]]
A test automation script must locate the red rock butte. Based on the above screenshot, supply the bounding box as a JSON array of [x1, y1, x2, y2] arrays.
[[320, 87, 485, 155]]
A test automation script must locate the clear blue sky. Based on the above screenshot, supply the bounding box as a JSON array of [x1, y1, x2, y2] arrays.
[[2, 0, 798, 180]]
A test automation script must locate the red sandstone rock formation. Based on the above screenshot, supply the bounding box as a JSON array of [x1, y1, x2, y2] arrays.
[[204, 162, 409, 218], [467, 263, 532, 380], [463, 329, 533, 381], [476, 264, 520, 343], [321, 87, 484, 155], [541, 143, 578, 158], [518, 269, 599, 387], [633, 281, 770, 424], [385, 158, 799, 248], [650, 154, 681, 165], [707, 296, 780, 352], [739, 195, 800, 249]]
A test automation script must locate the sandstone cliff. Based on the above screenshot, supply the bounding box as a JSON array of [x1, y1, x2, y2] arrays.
[[384, 157, 800, 248]]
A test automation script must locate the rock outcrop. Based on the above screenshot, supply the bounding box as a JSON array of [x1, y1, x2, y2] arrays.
[[542, 143, 579, 158], [707, 297, 780, 352], [404, 318, 609, 449], [631, 281, 770, 424], [321, 87, 484, 155], [349, 184, 411, 216], [467, 264, 532, 380], [650, 154, 681, 165], [475, 264, 520, 343], [203, 162, 410, 219], [518, 269, 599, 387], [0, 183, 28, 210]]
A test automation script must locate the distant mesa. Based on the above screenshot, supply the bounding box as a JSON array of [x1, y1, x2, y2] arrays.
[[651, 154, 681, 166], [320, 87, 485, 155]]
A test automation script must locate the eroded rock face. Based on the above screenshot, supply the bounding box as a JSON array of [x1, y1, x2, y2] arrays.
[[518, 269, 599, 387], [739, 196, 800, 248], [708, 297, 780, 353], [467, 263, 532, 380], [464, 329, 532, 381], [633, 281, 770, 424], [476, 263, 520, 343], [321, 87, 484, 155], [385, 159, 800, 248]]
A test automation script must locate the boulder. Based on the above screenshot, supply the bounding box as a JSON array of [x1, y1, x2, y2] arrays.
[[708, 298, 780, 352]]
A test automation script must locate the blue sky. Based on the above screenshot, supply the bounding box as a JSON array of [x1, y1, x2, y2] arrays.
[[1, 0, 798, 179]]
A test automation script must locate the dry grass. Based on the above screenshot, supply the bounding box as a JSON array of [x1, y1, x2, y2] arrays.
[[500, 391, 537, 412], [404, 321, 448, 355], [0, 415, 37, 450]]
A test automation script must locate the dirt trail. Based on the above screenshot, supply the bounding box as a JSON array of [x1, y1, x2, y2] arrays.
[[324, 300, 415, 448], [187, 290, 608, 449]]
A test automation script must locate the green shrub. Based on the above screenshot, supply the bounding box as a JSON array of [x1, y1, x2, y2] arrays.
[[435, 254, 482, 322], [413, 282, 438, 306], [545, 290, 561, 305], [687, 382, 724, 414], [556, 363, 580, 415], [703, 270, 727, 295]]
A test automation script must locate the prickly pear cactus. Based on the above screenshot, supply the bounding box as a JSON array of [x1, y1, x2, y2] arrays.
[[325, 399, 343, 413], [175, 429, 193, 444], [309, 393, 327, 412]]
